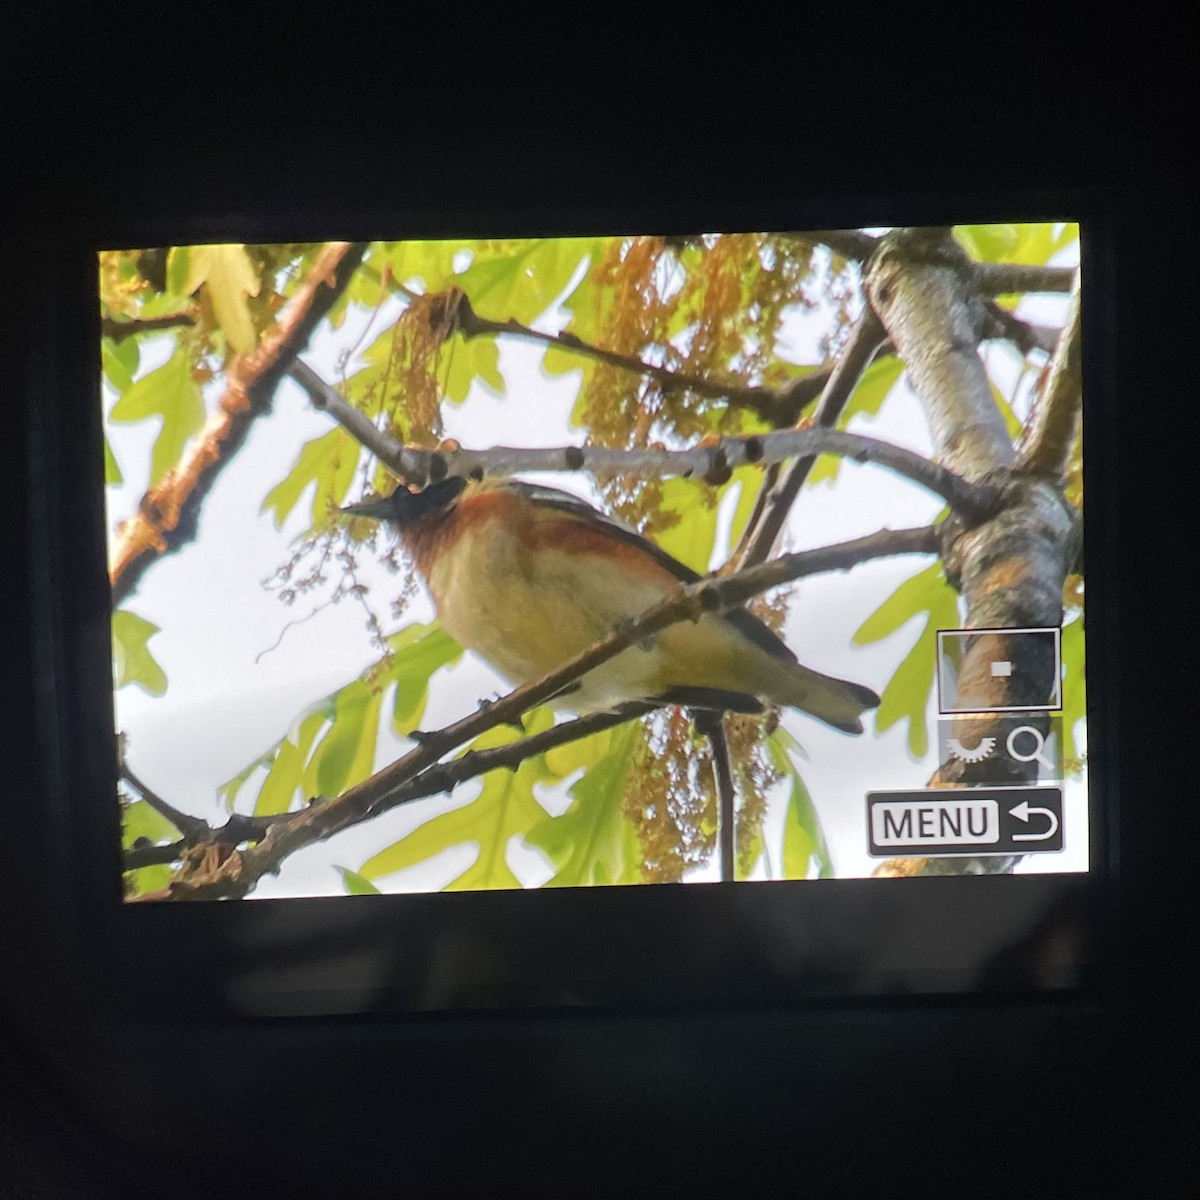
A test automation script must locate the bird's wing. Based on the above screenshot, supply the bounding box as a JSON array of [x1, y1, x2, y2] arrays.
[[505, 480, 802, 670]]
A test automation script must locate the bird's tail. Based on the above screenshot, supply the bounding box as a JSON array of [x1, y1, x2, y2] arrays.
[[778, 664, 880, 735]]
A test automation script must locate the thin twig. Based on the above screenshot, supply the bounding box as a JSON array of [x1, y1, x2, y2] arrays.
[[974, 262, 1077, 295], [983, 302, 1060, 356], [124, 840, 187, 870], [361, 702, 663, 822], [292, 361, 999, 521], [143, 523, 940, 900], [373, 269, 830, 428], [694, 712, 736, 882], [121, 745, 286, 876], [730, 308, 889, 569], [785, 230, 879, 261], [120, 760, 207, 840], [289, 359, 413, 470], [127, 706, 662, 885], [450, 293, 797, 425], [101, 311, 198, 342], [1018, 271, 1083, 477]]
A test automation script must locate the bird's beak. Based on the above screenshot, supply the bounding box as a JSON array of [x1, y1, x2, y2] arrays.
[[341, 497, 393, 521]]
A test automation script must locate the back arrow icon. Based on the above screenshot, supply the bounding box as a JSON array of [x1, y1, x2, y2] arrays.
[[1009, 800, 1059, 841]]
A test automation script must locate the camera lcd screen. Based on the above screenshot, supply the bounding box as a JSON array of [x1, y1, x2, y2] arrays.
[[100, 227, 1086, 904]]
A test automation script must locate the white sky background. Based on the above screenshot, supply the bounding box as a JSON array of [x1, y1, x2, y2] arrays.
[[107, 234, 1085, 898]]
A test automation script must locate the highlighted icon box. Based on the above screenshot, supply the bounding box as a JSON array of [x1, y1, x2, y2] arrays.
[[936, 627, 1062, 714], [936, 715, 1064, 783]]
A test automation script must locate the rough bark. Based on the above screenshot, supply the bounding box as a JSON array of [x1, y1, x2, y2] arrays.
[[864, 229, 1081, 877], [867, 228, 1015, 482]]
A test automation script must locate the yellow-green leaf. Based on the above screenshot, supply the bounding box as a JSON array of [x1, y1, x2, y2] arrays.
[[101, 336, 139, 391], [389, 623, 465, 734], [126, 864, 174, 895], [310, 684, 383, 797], [359, 708, 556, 890], [1061, 614, 1086, 766], [525, 722, 642, 888], [442, 336, 504, 403], [254, 736, 306, 816], [179, 243, 262, 354], [335, 866, 382, 895], [112, 610, 168, 696], [542, 716, 617, 779], [767, 730, 832, 878], [262, 427, 362, 530], [654, 477, 720, 574], [220, 623, 462, 816], [122, 799, 181, 848], [109, 348, 205, 485], [854, 562, 960, 758], [104, 436, 123, 485]]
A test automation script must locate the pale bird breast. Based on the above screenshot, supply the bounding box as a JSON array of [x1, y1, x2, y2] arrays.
[[426, 522, 672, 691]]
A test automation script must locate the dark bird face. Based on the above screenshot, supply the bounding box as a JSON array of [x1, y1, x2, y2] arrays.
[[341, 477, 467, 527]]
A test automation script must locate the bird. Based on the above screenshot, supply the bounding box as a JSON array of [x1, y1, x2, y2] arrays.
[[342, 477, 880, 734]]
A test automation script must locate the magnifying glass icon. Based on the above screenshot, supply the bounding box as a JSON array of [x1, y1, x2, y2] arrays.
[[1006, 725, 1054, 770]]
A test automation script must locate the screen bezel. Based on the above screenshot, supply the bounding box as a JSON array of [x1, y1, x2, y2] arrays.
[[29, 199, 1115, 1025]]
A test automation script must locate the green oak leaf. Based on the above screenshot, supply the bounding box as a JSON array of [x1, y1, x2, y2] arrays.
[[359, 708, 557, 891], [854, 561, 960, 758], [767, 729, 832, 878], [121, 799, 181, 847], [111, 610, 168, 696], [176, 243, 262, 354], [218, 623, 462, 816], [101, 336, 139, 391], [525, 722, 642, 888], [109, 347, 205, 485], [262, 427, 362, 531]]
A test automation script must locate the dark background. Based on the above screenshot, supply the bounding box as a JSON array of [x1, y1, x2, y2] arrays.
[[3, 15, 1196, 1197]]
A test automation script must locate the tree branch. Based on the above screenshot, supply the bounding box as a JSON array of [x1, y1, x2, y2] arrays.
[[120, 756, 207, 841], [982, 301, 1060, 356], [289, 359, 416, 471], [785, 230, 879, 261], [866, 227, 1015, 481], [866, 230, 1080, 879], [445, 292, 805, 426], [101, 311, 197, 342], [121, 754, 285, 873], [1018, 272, 1083, 477], [109, 242, 369, 605], [974, 262, 1077, 295], [295, 361, 999, 521], [729, 308, 888, 570], [141, 524, 940, 900], [785, 230, 1077, 302], [694, 712, 736, 882], [361, 703, 664, 822], [124, 839, 187, 870]]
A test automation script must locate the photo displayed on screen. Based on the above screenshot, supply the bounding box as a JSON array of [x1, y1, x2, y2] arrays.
[[101, 226, 1085, 901]]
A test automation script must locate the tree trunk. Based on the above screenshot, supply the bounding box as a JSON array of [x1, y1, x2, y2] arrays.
[[865, 229, 1081, 876]]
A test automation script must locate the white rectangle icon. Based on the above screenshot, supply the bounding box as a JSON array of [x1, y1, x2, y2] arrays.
[[870, 799, 1000, 847], [936, 626, 1062, 713]]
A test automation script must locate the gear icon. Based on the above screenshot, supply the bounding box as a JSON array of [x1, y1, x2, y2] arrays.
[[947, 736, 998, 763]]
